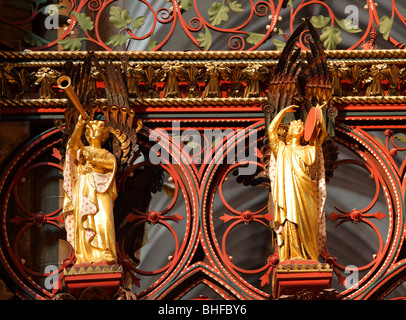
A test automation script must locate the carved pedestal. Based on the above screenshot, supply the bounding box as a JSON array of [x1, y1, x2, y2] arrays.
[[63, 263, 124, 300], [273, 260, 333, 299]]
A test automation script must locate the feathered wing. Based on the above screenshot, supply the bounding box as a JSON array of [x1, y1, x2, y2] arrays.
[[298, 21, 333, 123], [90, 54, 142, 172], [265, 20, 307, 128], [265, 19, 334, 128]]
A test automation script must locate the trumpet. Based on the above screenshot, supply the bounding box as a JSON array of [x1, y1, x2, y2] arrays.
[[57, 75, 89, 121]]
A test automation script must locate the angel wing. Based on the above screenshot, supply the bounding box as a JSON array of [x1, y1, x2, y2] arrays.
[[298, 20, 333, 121], [264, 20, 307, 128], [90, 53, 143, 173], [265, 19, 334, 126]]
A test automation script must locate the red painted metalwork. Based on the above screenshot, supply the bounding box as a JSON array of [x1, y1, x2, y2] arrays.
[[1, 1, 406, 51], [1, 0, 406, 301], [1, 99, 406, 300], [0, 110, 404, 300]]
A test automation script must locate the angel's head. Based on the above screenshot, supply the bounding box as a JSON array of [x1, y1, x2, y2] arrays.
[[85, 120, 110, 146], [285, 119, 304, 144]]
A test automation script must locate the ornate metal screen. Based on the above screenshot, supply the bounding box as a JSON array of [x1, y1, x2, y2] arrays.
[[0, 0, 406, 300]]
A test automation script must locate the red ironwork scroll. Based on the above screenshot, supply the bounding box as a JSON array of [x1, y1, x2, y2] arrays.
[[1, 1, 406, 51]]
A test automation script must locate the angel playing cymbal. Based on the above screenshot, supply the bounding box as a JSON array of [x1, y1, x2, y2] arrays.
[[264, 19, 336, 263], [268, 104, 328, 262]]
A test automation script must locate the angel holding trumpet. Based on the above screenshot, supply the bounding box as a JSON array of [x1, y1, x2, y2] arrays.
[[57, 72, 120, 265], [57, 54, 145, 269], [62, 114, 118, 265]]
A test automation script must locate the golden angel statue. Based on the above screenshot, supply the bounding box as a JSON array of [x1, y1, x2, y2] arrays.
[[263, 20, 337, 262], [268, 105, 328, 261], [57, 54, 147, 266], [62, 117, 118, 264]]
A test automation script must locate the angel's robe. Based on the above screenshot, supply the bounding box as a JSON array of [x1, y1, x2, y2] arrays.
[[62, 142, 118, 264], [269, 140, 326, 262]]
